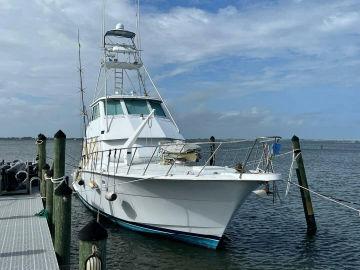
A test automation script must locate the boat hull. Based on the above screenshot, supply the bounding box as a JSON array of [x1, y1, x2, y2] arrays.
[[73, 171, 263, 249], [76, 193, 221, 248]]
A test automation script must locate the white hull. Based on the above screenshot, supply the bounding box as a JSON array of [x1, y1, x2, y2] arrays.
[[73, 168, 279, 248]]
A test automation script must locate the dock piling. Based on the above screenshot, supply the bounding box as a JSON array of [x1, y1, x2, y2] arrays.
[[54, 179, 72, 268], [52, 130, 72, 267], [291, 135, 317, 235], [78, 219, 108, 270], [209, 136, 215, 166], [37, 133, 47, 201], [44, 164, 54, 236]]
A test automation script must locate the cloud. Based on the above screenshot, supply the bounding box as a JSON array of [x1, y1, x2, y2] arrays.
[[176, 105, 277, 139], [0, 0, 359, 138], [138, 1, 360, 64]]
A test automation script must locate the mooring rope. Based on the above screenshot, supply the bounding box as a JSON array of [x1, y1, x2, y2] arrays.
[[279, 149, 360, 215], [285, 152, 300, 197], [285, 179, 360, 216], [44, 175, 66, 184]]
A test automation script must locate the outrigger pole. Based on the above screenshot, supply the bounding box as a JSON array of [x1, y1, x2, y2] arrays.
[[77, 29, 88, 157]]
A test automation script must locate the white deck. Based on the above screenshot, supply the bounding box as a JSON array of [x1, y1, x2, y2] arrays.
[[0, 194, 59, 270]]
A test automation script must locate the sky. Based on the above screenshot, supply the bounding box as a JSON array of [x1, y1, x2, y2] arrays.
[[0, 0, 359, 139]]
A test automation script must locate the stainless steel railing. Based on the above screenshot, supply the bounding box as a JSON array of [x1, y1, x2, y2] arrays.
[[80, 136, 281, 177]]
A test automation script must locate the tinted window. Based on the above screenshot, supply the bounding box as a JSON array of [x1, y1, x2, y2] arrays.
[[125, 99, 150, 115], [92, 103, 100, 120], [149, 100, 166, 117], [106, 100, 123, 115]]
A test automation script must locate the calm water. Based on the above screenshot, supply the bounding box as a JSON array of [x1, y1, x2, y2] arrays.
[[1, 139, 359, 269]]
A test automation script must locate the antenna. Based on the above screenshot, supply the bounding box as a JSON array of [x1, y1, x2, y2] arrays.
[[102, 0, 106, 47], [136, 0, 141, 53], [77, 29, 88, 141], [135, 0, 147, 96]]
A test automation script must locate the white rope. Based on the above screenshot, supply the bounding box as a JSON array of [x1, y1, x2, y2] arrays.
[[286, 179, 360, 216], [51, 176, 65, 184], [279, 148, 360, 216], [285, 152, 300, 197], [44, 175, 65, 184]]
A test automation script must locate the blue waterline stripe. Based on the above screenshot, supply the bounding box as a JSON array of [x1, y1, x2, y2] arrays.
[[76, 193, 220, 249]]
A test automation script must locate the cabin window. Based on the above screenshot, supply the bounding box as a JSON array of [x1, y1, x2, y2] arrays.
[[125, 99, 150, 115], [106, 100, 123, 115], [149, 100, 166, 117], [92, 103, 100, 120]]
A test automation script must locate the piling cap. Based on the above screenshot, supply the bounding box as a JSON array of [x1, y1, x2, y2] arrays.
[[291, 135, 299, 142], [54, 180, 73, 196], [78, 219, 108, 241], [54, 130, 66, 139], [37, 133, 47, 141]]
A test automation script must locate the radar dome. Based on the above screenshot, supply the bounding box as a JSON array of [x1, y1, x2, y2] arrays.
[[115, 23, 124, 30]]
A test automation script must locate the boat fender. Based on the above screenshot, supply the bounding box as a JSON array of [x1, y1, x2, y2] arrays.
[[78, 179, 85, 186], [15, 170, 28, 182], [105, 191, 117, 201], [252, 184, 273, 198], [252, 189, 269, 198]]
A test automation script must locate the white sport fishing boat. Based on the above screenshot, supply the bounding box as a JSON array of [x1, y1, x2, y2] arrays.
[[73, 18, 282, 249]]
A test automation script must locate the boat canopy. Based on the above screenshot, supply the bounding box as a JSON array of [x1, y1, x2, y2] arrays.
[[105, 29, 135, 39]]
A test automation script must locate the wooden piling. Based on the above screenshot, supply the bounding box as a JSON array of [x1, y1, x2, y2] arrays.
[[52, 130, 66, 219], [52, 130, 72, 267], [37, 134, 47, 200], [44, 164, 54, 237], [78, 220, 108, 270], [54, 179, 72, 268], [41, 164, 49, 200], [209, 136, 215, 166], [291, 135, 317, 235], [53, 130, 66, 180]]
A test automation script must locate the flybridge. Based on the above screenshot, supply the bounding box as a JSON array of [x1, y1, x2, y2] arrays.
[[91, 22, 180, 133], [94, 23, 147, 99]]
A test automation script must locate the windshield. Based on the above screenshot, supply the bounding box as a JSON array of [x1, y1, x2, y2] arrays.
[[149, 100, 166, 117], [125, 99, 150, 115], [106, 100, 123, 115]]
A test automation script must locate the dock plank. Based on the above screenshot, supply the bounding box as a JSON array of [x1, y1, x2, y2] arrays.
[[0, 194, 59, 270]]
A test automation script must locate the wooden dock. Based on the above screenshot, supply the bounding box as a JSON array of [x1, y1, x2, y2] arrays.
[[0, 194, 59, 270]]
